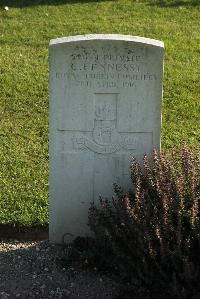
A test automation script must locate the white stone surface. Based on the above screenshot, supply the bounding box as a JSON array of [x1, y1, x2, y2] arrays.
[[49, 34, 164, 243]]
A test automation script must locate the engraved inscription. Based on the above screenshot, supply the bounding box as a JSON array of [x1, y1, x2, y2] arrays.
[[95, 96, 116, 121], [93, 94, 119, 146], [73, 137, 135, 154], [71, 93, 152, 154], [73, 93, 123, 153], [55, 45, 158, 89]]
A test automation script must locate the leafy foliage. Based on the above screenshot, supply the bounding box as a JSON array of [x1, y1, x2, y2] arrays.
[[88, 145, 200, 298]]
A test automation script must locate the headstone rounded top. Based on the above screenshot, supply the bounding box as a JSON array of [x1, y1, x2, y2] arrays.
[[49, 34, 164, 48]]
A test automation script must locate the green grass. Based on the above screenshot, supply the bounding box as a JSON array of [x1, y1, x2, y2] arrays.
[[0, 0, 199, 226]]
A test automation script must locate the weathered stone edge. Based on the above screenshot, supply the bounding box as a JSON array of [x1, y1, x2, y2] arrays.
[[49, 34, 164, 48]]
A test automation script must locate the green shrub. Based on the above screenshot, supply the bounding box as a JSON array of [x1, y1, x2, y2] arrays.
[[88, 145, 200, 298]]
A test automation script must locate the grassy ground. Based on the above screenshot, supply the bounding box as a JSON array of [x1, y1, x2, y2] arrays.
[[0, 0, 199, 226]]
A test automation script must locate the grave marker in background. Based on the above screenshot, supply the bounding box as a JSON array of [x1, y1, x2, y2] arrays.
[[49, 34, 164, 243]]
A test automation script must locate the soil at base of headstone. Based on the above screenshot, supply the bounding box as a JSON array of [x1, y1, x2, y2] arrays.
[[0, 224, 49, 241], [0, 237, 120, 299], [0, 226, 147, 298]]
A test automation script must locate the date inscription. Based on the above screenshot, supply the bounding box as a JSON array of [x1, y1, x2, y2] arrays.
[[54, 46, 158, 88]]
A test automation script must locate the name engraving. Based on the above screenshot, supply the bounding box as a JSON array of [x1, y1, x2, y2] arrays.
[[54, 46, 158, 89]]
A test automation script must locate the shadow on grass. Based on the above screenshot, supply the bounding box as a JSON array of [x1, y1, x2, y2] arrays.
[[149, 0, 200, 7], [0, 0, 113, 8]]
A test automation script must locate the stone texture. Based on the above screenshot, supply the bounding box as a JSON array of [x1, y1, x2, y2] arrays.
[[49, 34, 164, 243]]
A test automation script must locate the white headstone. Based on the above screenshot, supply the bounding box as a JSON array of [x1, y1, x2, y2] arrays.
[[49, 34, 164, 243]]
